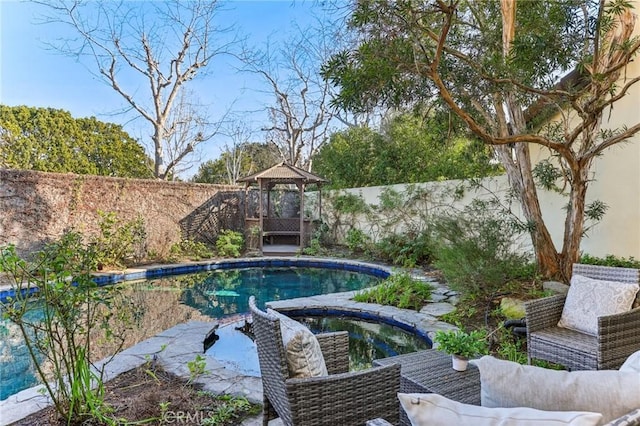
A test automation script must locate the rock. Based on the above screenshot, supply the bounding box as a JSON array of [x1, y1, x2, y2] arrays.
[[500, 297, 526, 319], [420, 302, 456, 317]]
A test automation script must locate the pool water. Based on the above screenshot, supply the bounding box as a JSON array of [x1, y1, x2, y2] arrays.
[[179, 267, 382, 317], [206, 316, 431, 376], [1, 266, 382, 399], [0, 307, 45, 399]]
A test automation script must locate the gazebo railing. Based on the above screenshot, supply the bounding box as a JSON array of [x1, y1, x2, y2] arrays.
[[263, 218, 300, 233], [244, 217, 315, 249]]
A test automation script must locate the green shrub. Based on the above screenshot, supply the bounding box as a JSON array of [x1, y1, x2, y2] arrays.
[[169, 239, 213, 261], [433, 329, 488, 358], [0, 234, 136, 423], [302, 238, 326, 256], [495, 338, 528, 364], [92, 210, 147, 268], [353, 272, 433, 311], [374, 231, 435, 268], [432, 203, 530, 302], [345, 228, 371, 252], [579, 254, 640, 269], [216, 230, 244, 258]]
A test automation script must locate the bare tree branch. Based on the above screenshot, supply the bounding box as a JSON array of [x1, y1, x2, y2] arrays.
[[34, 0, 238, 179]]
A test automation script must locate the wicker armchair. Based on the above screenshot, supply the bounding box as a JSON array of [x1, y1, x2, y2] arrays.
[[525, 264, 640, 370], [249, 296, 401, 426]]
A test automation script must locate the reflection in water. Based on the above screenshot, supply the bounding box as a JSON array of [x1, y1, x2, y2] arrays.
[[296, 316, 431, 370], [90, 279, 214, 361], [1, 279, 211, 400], [180, 267, 381, 318]]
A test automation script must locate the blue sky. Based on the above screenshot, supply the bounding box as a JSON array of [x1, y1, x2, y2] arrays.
[[0, 0, 331, 178]]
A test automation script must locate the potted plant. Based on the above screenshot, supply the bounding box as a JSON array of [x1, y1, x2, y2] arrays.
[[433, 329, 488, 371]]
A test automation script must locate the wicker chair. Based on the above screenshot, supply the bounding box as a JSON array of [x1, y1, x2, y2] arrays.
[[249, 296, 401, 426], [525, 264, 640, 370]]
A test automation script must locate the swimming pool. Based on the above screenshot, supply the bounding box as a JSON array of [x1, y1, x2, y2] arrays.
[[179, 266, 383, 317], [1, 260, 388, 399]]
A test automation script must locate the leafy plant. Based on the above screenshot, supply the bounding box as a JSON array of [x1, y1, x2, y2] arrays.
[[92, 210, 147, 268], [353, 272, 433, 311], [433, 329, 488, 359], [345, 228, 371, 252], [186, 354, 208, 385], [432, 201, 531, 302], [200, 394, 260, 425], [495, 338, 528, 365], [302, 238, 325, 256], [169, 239, 213, 261], [579, 254, 640, 269], [374, 231, 435, 268], [215, 230, 244, 258], [0, 234, 135, 423]]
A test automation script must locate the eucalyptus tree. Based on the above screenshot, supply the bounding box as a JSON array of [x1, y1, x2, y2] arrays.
[[323, 0, 640, 279], [0, 105, 153, 178], [35, 0, 235, 179]]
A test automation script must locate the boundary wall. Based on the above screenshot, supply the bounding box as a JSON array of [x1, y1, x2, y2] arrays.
[[327, 169, 639, 259], [0, 168, 241, 257]]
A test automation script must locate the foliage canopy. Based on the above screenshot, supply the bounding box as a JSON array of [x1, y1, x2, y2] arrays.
[[0, 105, 153, 178], [313, 112, 501, 189]]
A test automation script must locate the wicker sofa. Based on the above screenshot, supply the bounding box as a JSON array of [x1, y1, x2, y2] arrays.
[[525, 263, 640, 370], [249, 296, 401, 426], [365, 353, 640, 426]]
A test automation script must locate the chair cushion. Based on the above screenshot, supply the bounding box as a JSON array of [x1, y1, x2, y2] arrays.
[[398, 393, 602, 426], [472, 356, 640, 423], [620, 350, 640, 374], [557, 274, 639, 335], [267, 308, 328, 378]]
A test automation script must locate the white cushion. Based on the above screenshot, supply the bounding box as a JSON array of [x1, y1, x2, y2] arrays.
[[267, 308, 328, 378], [398, 393, 602, 426], [557, 274, 639, 335], [472, 355, 640, 423], [620, 350, 640, 374]]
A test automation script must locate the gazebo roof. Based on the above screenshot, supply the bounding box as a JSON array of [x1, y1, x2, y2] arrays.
[[237, 162, 328, 184]]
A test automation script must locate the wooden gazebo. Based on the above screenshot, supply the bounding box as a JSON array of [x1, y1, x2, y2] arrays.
[[237, 162, 328, 255]]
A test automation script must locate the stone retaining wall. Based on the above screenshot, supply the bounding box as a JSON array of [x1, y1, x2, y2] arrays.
[[0, 168, 241, 257]]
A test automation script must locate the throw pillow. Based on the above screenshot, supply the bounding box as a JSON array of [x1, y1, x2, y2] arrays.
[[398, 393, 602, 426], [620, 350, 640, 374], [267, 308, 328, 378], [557, 274, 639, 335], [472, 356, 640, 423]]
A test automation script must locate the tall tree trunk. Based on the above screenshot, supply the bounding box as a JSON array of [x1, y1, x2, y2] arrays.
[[560, 162, 591, 280], [495, 143, 562, 279], [153, 128, 165, 180], [498, 0, 563, 279]]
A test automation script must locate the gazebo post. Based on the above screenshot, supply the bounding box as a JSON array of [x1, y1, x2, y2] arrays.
[[258, 179, 264, 251], [299, 182, 305, 249], [318, 185, 322, 224]]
